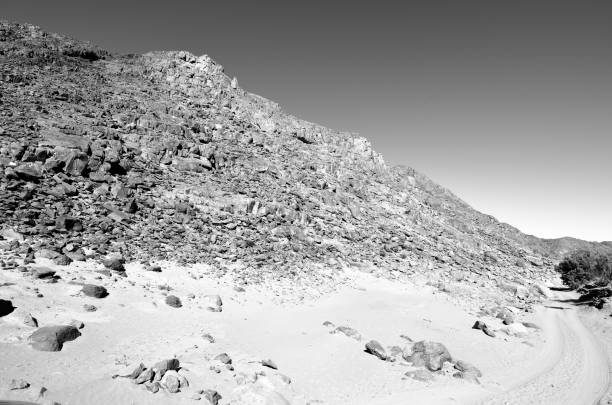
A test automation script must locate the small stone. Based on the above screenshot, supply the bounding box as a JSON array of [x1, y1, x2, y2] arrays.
[[83, 304, 97, 312], [202, 333, 215, 343], [147, 265, 162, 272], [165, 295, 182, 308]]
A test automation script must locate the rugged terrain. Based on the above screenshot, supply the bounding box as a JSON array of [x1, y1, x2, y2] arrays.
[[0, 22, 611, 405]]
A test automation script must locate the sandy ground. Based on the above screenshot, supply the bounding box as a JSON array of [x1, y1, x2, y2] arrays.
[[0, 259, 610, 404]]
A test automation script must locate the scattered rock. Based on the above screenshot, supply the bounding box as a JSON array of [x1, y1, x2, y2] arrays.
[[83, 304, 97, 312]]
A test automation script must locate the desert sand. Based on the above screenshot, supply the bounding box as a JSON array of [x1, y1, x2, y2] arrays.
[[1, 258, 609, 405]]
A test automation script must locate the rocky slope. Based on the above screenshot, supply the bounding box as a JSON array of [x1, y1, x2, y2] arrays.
[[1, 21, 609, 294]]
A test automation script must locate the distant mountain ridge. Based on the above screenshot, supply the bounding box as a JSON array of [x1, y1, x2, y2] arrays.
[[1, 21, 609, 288]]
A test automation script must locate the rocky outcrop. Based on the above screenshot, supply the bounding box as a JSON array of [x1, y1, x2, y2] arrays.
[[2, 21, 608, 300]]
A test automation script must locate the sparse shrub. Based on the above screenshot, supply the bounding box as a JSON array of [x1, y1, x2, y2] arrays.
[[556, 250, 612, 289]]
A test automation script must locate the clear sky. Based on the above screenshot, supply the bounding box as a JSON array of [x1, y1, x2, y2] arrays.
[[2, 0, 611, 241]]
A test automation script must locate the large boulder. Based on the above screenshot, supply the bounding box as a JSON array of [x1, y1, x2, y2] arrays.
[[28, 325, 81, 351], [403, 340, 452, 371]]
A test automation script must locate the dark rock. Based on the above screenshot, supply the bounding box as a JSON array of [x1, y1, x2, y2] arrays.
[[0, 299, 15, 317], [147, 265, 162, 272], [165, 295, 182, 308], [28, 325, 81, 351], [81, 284, 108, 298]]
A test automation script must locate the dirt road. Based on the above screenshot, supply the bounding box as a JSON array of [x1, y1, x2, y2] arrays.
[[477, 292, 610, 405]]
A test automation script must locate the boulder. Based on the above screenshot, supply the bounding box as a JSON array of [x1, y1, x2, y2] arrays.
[[29, 325, 81, 351], [82, 284, 108, 298]]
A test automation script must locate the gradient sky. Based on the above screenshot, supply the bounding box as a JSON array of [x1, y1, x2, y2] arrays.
[[2, 1, 611, 241]]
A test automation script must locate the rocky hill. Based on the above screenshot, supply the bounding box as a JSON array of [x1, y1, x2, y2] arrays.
[[1, 21, 609, 290]]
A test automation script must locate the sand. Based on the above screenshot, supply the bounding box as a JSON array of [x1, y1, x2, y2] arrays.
[[0, 260, 609, 404]]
